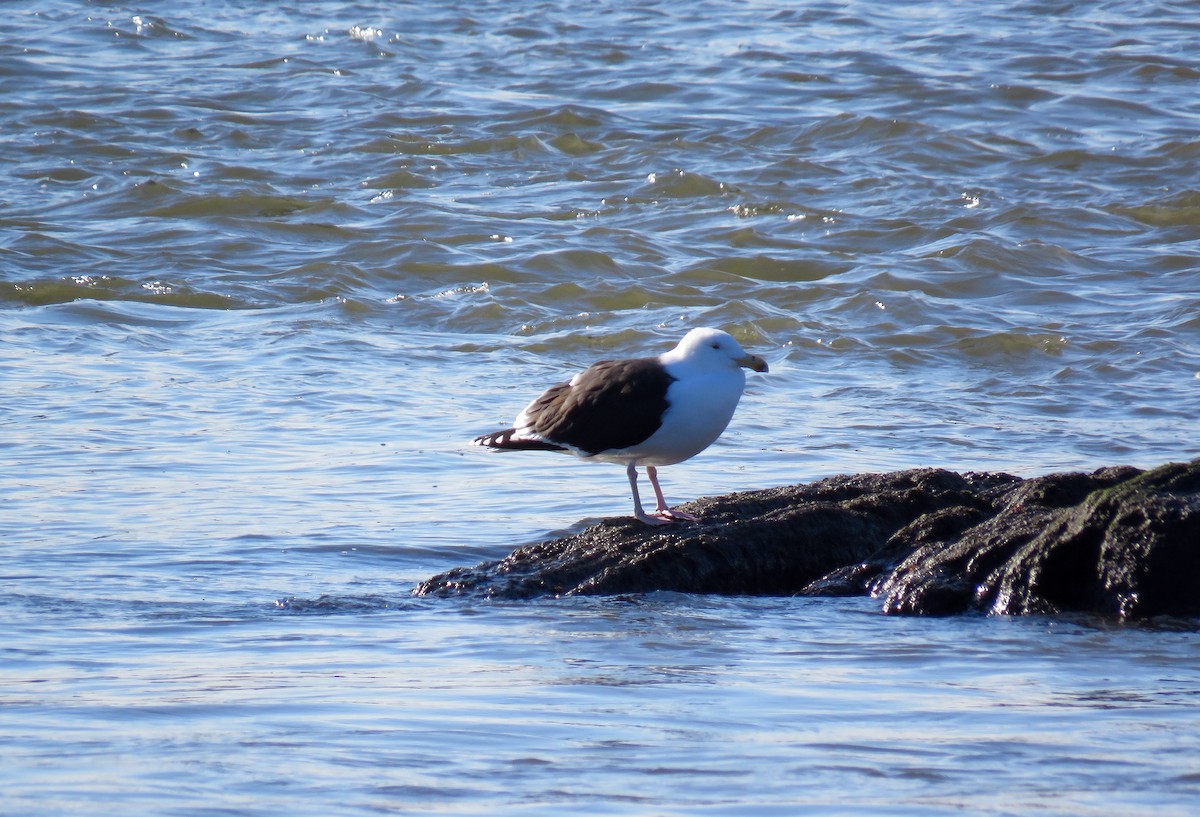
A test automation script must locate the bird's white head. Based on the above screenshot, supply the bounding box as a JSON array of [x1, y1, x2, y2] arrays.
[[663, 328, 769, 373]]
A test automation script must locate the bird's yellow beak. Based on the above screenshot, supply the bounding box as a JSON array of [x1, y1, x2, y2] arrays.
[[736, 353, 769, 373]]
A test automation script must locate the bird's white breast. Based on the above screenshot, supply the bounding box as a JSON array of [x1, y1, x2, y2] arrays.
[[610, 366, 746, 466]]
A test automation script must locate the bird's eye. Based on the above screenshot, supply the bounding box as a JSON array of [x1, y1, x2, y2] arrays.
[[711, 342, 720, 349]]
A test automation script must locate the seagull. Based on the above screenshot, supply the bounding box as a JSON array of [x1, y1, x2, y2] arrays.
[[473, 327, 768, 525]]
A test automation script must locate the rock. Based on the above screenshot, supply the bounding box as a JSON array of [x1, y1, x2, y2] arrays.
[[878, 461, 1200, 619], [415, 459, 1200, 620], [415, 468, 1005, 599]]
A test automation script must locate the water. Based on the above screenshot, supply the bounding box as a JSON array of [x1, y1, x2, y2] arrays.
[[3, 1, 1199, 814], [6, 595, 1199, 816]]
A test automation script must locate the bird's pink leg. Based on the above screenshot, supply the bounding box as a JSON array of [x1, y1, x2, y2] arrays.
[[627, 463, 672, 526], [646, 465, 698, 522]]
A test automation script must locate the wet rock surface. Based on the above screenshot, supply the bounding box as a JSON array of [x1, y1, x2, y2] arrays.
[[416, 460, 1200, 620]]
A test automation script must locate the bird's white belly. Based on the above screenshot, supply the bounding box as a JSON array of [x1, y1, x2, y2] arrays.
[[596, 370, 745, 466]]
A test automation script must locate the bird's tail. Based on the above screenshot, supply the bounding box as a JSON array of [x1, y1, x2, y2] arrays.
[[472, 428, 567, 452]]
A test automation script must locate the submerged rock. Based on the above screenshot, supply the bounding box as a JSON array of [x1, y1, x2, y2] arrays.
[[415, 459, 1200, 620]]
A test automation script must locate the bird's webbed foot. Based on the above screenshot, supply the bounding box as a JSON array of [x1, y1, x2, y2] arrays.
[[633, 508, 698, 525]]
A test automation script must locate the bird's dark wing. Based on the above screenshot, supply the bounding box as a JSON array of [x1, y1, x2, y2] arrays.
[[521, 357, 676, 456]]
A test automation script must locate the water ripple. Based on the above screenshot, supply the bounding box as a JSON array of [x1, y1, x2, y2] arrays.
[[5, 5, 1200, 816]]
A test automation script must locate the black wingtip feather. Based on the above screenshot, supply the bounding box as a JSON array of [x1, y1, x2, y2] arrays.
[[472, 429, 567, 452]]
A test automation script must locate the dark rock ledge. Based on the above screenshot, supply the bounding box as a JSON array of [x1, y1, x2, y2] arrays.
[[415, 459, 1200, 619]]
